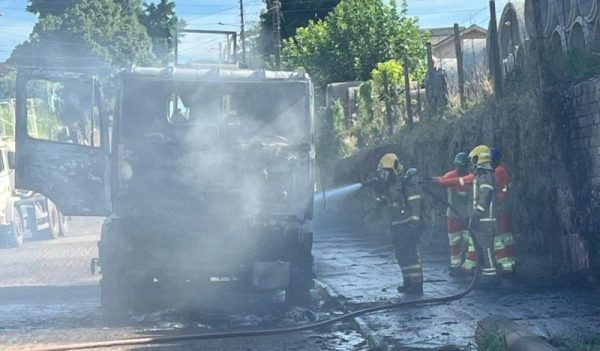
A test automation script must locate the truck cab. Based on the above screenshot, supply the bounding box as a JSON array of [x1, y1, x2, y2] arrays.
[[14, 66, 315, 313]]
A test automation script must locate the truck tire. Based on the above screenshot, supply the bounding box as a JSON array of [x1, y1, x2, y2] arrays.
[[285, 258, 313, 307], [100, 218, 152, 317], [59, 213, 69, 237], [285, 231, 314, 307], [46, 200, 60, 239], [100, 219, 130, 317], [6, 206, 25, 248]]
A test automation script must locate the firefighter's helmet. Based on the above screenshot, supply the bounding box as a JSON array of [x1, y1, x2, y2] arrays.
[[453, 152, 468, 168], [469, 145, 492, 166], [378, 153, 403, 175]]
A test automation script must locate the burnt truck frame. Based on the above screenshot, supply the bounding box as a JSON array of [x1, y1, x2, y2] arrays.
[[15, 67, 315, 313]]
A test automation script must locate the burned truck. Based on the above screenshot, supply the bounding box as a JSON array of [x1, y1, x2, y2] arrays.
[[14, 67, 315, 312]]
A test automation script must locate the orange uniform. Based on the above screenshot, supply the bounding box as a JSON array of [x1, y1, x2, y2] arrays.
[[493, 163, 516, 274], [435, 171, 474, 271]]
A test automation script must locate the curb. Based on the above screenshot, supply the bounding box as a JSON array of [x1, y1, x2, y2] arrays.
[[314, 279, 389, 351]]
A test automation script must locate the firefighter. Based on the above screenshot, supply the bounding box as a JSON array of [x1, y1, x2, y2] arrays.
[[468, 145, 498, 283], [431, 152, 475, 276], [491, 147, 516, 275], [373, 153, 424, 294]]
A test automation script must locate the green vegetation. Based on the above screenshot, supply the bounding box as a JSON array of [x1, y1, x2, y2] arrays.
[[257, 0, 340, 66], [139, 0, 184, 64], [11, 0, 182, 70], [282, 0, 426, 88], [10, 0, 153, 69]]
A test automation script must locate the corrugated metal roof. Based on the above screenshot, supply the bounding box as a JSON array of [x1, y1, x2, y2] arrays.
[[126, 66, 310, 82]]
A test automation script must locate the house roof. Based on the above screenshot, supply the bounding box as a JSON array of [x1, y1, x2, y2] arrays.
[[426, 26, 465, 38], [430, 24, 488, 49]]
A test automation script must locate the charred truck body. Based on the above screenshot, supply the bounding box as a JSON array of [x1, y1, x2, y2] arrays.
[[14, 67, 315, 312]]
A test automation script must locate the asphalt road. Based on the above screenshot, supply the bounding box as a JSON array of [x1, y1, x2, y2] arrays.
[[0, 217, 367, 351], [2, 207, 600, 351], [314, 197, 600, 350]]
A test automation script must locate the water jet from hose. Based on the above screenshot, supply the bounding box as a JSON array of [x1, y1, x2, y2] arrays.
[[314, 183, 363, 202]]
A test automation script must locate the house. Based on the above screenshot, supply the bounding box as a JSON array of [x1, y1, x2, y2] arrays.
[[424, 24, 489, 85]]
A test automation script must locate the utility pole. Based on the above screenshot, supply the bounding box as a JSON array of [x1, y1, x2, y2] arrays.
[[239, 0, 247, 66], [488, 0, 503, 97], [272, 0, 281, 70], [426, 42, 434, 70], [531, 0, 546, 88], [403, 56, 413, 127], [383, 72, 394, 135], [453, 23, 466, 107]]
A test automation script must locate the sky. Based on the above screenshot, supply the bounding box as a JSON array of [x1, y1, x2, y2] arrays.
[[0, 0, 510, 62]]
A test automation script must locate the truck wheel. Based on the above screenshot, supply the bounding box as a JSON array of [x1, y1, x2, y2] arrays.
[[285, 230, 313, 307], [58, 213, 69, 237], [285, 259, 313, 307], [101, 269, 136, 319], [100, 218, 143, 318], [46, 200, 61, 239], [6, 206, 25, 248]]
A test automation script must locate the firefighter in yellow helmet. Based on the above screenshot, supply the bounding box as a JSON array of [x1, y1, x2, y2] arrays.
[[467, 145, 498, 284], [373, 153, 424, 294]]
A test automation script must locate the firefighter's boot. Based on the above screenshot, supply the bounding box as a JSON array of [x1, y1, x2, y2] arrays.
[[398, 264, 423, 295]]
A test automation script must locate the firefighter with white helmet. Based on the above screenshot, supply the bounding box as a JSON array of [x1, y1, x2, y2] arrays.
[[373, 153, 424, 294]]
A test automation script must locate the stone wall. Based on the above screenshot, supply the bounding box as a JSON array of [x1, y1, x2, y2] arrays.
[[329, 75, 600, 282], [567, 77, 600, 274]]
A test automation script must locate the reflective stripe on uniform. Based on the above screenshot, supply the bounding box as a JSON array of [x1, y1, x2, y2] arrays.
[[482, 267, 497, 276], [495, 233, 516, 273], [462, 259, 477, 270], [402, 263, 422, 271], [480, 184, 494, 190], [476, 205, 486, 212], [459, 177, 465, 186], [497, 257, 515, 273], [448, 232, 462, 268], [480, 218, 497, 222], [402, 265, 423, 279], [392, 216, 420, 225], [448, 232, 462, 245], [495, 232, 515, 247], [407, 195, 421, 201]]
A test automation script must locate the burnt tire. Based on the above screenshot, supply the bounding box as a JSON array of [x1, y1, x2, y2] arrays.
[[99, 219, 130, 317], [100, 218, 152, 318], [285, 231, 314, 307], [285, 259, 313, 307], [5, 206, 25, 248]]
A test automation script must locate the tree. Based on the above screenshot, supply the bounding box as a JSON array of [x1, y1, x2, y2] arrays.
[[26, 0, 144, 17], [257, 0, 340, 65], [372, 60, 404, 135], [26, 0, 81, 18], [282, 0, 426, 88], [10, 0, 154, 70], [139, 0, 184, 63]]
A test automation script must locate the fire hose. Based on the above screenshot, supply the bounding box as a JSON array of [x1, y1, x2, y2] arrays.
[[26, 185, 482, 351]]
